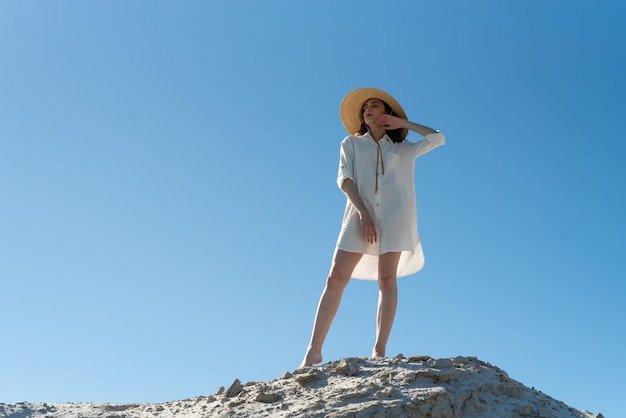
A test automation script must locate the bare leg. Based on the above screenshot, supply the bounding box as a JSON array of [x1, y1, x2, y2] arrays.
[[300, 249, 362, 368], [372, 252, 401, 358]]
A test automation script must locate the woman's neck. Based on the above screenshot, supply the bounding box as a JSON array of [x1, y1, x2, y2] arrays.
[[368, 126, 386, 142]]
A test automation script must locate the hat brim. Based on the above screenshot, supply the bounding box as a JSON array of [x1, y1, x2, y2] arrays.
[[340, 88, 408, 139]]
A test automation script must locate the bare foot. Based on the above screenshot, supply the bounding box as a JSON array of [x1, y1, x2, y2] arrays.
[[372, 349, 385, 358], [299, 349, 323, 368]]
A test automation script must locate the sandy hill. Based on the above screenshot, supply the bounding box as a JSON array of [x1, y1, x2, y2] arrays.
[[0, 355, 603, 418]]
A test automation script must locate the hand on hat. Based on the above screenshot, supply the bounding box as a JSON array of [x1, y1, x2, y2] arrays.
[[375, 114, 407, 130]]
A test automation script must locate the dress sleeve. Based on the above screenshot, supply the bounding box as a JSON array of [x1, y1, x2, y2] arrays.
[[410, 131, 446, 159], [337, 136, 355, 190]]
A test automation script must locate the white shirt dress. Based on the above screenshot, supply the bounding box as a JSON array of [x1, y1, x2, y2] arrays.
[[335, 131, 445, 280]]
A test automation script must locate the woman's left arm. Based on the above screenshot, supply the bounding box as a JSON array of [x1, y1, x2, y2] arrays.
[[376, 115, 439, 137], [377, 115, 444, 158]]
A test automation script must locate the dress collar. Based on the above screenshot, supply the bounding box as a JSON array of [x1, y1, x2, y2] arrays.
[[358, 131, 391, 143]]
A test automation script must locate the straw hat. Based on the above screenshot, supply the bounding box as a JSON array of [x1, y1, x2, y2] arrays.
[[340, 87, 408, 139]]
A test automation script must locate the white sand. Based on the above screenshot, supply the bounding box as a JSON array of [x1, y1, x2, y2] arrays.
[[0, 355, 602, 418]]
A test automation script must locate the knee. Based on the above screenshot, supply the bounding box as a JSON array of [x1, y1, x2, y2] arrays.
[[378, 272, 397, 291], [327, 268, 350, 290]]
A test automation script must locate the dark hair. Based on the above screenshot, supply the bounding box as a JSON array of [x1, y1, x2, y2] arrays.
[[357, 99, 404, 143]]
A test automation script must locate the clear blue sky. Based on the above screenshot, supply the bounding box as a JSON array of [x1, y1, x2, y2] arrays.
[[1, 1, 624, 416]]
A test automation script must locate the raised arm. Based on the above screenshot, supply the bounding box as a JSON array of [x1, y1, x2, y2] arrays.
[[375, 115, 439, 137]]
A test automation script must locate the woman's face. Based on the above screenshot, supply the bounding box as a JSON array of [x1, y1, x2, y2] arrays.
[[362, 99, 387, 127]]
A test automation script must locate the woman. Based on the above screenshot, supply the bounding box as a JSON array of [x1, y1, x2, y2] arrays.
[[300, 88, 445, 368]]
